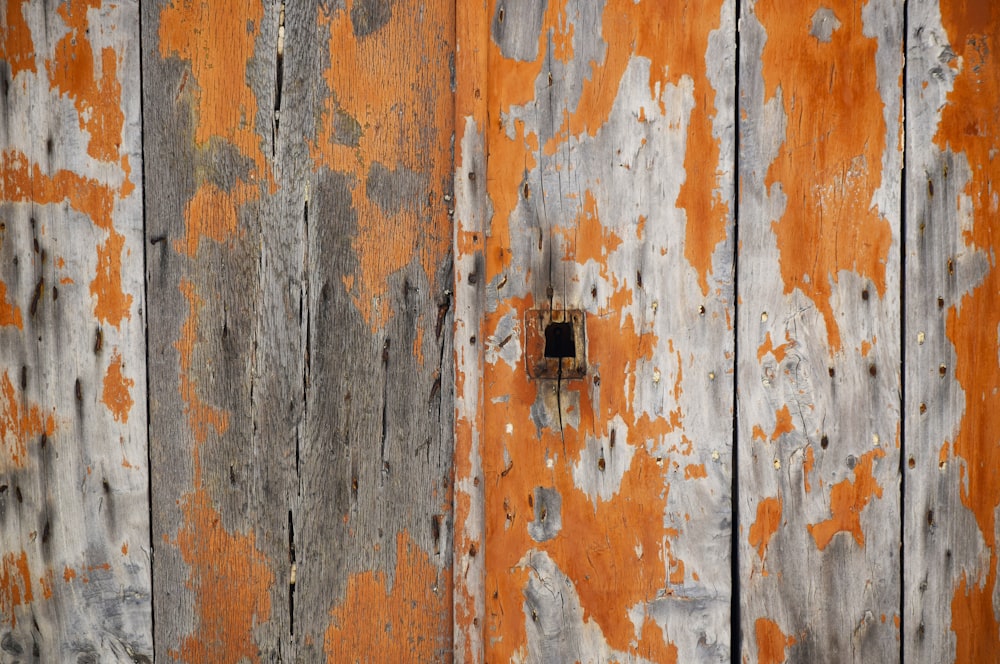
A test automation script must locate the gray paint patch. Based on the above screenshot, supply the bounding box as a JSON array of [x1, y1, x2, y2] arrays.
[[810, 7, 841, 43], [492, 0, 549, 62], [527, 486, 562, 542], [366, 162, 428, 216], [351, 0, 397, 38]]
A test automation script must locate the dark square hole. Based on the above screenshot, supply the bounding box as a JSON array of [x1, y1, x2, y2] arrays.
[[544, 322, 575, 359]]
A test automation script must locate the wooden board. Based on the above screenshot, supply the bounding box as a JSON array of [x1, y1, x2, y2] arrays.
[[904, 2, 1000, 661], [737, 0, 903, 660], [0, 0, 151, 660], [142, 0, 455, 660], [455, 1, 737, 660]]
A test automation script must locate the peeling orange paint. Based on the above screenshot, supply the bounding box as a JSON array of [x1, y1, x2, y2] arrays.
[[756, 331, 790, 363], [1, 370, 56, 469], [755, 617, 795, 664], [175, 182, 254, 257], [311, 0, 453, 330], [101, 349, 134, 423], [770, 405, 795, 442], [684, 463, 707, 480], [808, 448, 886, 550], [171, 487, 273, 664], [324, 530, 449, 661], [748, 496, 782, 561], [175, 279, 229, 444], [0, 0, 36, 79], [0, 281, 22, 329], [47, 0, 125, 163], [759, 0, 893, 352], [1, 150, 133, 326], [936, 4, 1000, 658], [803, 446, 815, 493], [0, 551, 32, 627]]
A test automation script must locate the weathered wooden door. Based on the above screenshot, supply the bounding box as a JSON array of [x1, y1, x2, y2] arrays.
[[1, 0, 999, 662]]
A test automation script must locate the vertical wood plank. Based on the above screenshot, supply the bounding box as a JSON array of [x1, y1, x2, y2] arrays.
[[144, 0, 456, 660], [476, 1, 736, 661], [295, 0, 456, 660], [143, 1, 296, 658], [737, 0, 903, 660], [904, 2, 1000, 661], [0, 0, 151, 659]]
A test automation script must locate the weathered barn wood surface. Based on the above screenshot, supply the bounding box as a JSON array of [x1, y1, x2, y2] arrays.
[[2, 0, 999, 662]]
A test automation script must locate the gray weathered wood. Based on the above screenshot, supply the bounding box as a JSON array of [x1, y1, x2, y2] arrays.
[[737, 0, 903, 660], [0, 0, 151, 660], [904, 1, 1000, 661], [469, 1, 736, 660], [143, 0, 455, 660]]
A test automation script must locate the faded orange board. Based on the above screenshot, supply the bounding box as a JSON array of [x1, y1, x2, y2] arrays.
[[0, 0, 151, 658], [454, 0, 737, 660], [904, 2, 1000, 662], [143, 0, 455, 660], [737, 0, 903, 660]]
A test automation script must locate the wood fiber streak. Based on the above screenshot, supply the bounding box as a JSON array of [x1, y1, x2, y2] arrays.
[[145, 0, 456, 661], [0, 0, 151, 660], [477, 0, 735, 661], [738, 0, 903, 660], [905, 1, 1000, 661]]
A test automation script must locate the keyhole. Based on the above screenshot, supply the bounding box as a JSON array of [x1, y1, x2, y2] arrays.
[[544, 322, 575, 359]]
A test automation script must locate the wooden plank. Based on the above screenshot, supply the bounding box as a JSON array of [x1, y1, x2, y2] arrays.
[[904, 2, 1000, 661], [473, 1, 736, 661], [295, 0, 456, 660], [142, 1, 296, 658], [737, 0, 903, 660], [0, 0, 151, 660], [144, 0, 456, 660]]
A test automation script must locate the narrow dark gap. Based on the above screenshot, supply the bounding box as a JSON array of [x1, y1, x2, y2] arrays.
[[899, 2, 910, 661], [730, 1, 743, 661], [136, 5, 155, 658], [288, 509, 296, 635]]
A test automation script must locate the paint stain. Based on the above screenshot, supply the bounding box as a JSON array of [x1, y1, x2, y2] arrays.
[[0, 0, 36, 79], [0, 370, 56, 470], [756, 617, 795, 664], [0, 551, 32, 627], [807, 448, 885, 550], [47, 0, 125, 163], [748, 496, 782, 563], [171, 487, 273, 664], [324, 530, 449, 661], [175, 182, 253, 257], [101, 349, 134, 423], [770, 405, 795, 441], [312, 0, 453, 330], [935, 4, 1000, 659], [758, 0, 893, 352], [803, 445, 815, 493], [175, 279, 229, 443], [0, 281, 22, 329], [1, 150, 133, 326], [756, 331, 791, 363]]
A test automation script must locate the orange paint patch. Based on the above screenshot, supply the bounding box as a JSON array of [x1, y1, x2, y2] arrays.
[[47, 0, 125, 163], [803, 445, 815, 493], [755, 617, 795, 664], [101, 349, 134, 423], [1, 0, 36, 79], [0, 281, 22, 329], [1, 150, 133, 326], [175, 279, 229, 444], [0, 551, 32, 627], [759, 0, 894, 352], [158, 0, 268, 179], [172, 487, 273, 664], [311, 0, 453, 330], [684, 463, 707, 480], [0, 370, 56, 469], [748, 496, 782, 561], [175, 181, 253, 257], [937, 4, 1000, 659], [770, 405, 795, 441], [752, 424, 767, 441], [324, 530, 449, 661], [63, 566, 76, 582], [756, 331, 790, 363], [808, 448, 886, 550]]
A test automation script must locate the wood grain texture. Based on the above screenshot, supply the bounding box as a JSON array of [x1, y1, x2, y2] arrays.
[[904, 1, 1000, 662], [143, 0, 455, 660], [0, 0, 151, 660], [737, 0, 903, 660], [473, 1, 736, 661]]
